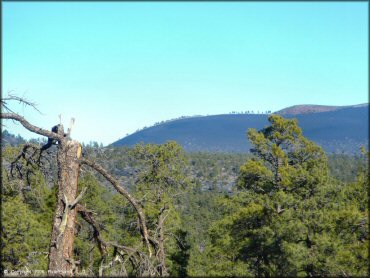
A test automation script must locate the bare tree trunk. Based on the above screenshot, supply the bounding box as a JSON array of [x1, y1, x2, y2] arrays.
[[48, 130, 82, 276]]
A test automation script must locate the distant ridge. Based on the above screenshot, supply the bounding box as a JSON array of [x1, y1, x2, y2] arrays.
[[112, 104, 369, 154], [276, 104, 368, 115]]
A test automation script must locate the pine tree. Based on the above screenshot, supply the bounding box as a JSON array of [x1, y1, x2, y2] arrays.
[[131, 141, 192, 276], [204, 115, 368, 276]]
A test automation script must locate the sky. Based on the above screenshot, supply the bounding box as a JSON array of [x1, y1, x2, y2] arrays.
[[2, 2, 368, 145]]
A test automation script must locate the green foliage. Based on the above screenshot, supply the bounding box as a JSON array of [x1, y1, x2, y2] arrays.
[[1, 145, 54, 273], [180, 183, 222, 277], [2, 196, 51, 271], [203, 115, 368, 277]]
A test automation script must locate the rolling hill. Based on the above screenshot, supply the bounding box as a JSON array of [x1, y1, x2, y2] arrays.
[[111, 104, 369, 154]]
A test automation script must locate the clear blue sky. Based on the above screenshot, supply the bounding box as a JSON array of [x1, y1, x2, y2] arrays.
[[3, 2, 368, 145]]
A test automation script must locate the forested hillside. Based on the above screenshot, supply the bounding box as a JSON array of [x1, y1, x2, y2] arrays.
[[1, 115, 368, 277], [112, 104, 368, 154]]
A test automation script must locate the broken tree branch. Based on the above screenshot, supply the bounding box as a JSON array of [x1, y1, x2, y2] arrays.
[[69, 187, 87, 209]]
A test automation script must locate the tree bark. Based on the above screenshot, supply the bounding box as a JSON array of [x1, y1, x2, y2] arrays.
[[48, 131, 82, 276]]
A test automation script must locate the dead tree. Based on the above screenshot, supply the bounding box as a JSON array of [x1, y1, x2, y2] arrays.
[[1, 98, 151, 276]]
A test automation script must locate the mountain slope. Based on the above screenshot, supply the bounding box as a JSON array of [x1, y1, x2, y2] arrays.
[[112, 104, 369, 153]]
